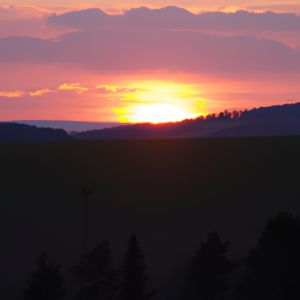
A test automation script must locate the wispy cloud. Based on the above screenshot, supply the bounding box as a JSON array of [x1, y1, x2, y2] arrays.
[[0, 90, 25, 97], [29, 89, 53, 96], [0, 83, 88, 98], [0, 84, 144, 99], [0, 4, 52, 20], [247, 4, 300, 14], [58, 83, 88, 93], [96, 86, 148, 94]]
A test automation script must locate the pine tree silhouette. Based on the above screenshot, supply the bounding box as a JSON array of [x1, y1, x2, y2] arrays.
[[190, 232, 238, 300], [236, 211, 300, 300], [71, 240, 119, 300], [23, 252, 66, 300], [121, 234, 155, 300]]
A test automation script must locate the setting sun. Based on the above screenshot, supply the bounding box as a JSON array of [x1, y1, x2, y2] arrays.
[[127, 103, 194, 123], [113, 81, 206, 123]]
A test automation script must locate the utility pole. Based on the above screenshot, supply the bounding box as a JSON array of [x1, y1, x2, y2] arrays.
[[81, 187, 94, 255]]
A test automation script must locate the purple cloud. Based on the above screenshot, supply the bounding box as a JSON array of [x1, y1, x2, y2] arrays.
[[48, 7, 300, 32], [0, 29, 299, 73]]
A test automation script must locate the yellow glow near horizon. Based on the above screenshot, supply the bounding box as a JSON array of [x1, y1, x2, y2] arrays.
[[113, 81, 206, 123], [96, 85, 117, 92], [126, 103, 197, 123]]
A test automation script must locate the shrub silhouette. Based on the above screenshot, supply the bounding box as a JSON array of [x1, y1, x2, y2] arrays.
[[190, 231, 238, 300], [71, 240, 119, 300], [236, 211, 300, 300], [121, 234, 155, 300], [23, 252, 66, 300]]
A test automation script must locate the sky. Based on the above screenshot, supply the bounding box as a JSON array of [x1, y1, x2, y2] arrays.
[[1, 1, 300, 123]]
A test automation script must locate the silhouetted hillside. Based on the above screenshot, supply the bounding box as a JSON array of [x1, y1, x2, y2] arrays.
[[12, 120, 126, 132], [206, 118, 300, 137], [208, 103, 300, 137], [74, 102, 300, 140], [0, 123, 74, 143], [240, 102, 300, 120]]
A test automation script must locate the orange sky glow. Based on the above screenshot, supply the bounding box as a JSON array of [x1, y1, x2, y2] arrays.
[[1, 62, 299, 123], [1, 2, 300, 123]]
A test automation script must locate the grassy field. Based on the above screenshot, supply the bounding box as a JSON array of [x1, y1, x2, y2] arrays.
[[1, 136, 300, 299]]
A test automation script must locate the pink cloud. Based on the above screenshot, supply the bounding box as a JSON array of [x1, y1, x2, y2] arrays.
[[48, 7, 300, 32], [45, 7, 300, 47], [1, 30, 299, 73]]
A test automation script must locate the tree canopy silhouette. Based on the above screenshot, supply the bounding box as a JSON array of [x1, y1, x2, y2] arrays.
[[71, 240, 119, 300], [121, 234, 155, 300], [236, 211, 300, 300], [23, 252, 66, 300], [190, 231, 238, 300]]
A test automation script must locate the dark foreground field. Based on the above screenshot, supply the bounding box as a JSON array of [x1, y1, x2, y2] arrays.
[[1, 136, 300, 299]]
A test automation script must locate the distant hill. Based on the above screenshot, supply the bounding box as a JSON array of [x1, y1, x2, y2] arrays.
[[74, 119, 238, 140], [207, 102, 300, 137], [12, 120, 127, 132], [239, 102, 300, 120], [206, 118, 300, 137], [0, 123, 74, 143], [74, 102, 300, 140]]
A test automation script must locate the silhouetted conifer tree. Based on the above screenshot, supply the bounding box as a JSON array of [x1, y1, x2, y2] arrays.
[[71, 240, 119, 300], [23, 252, 66, 300], [236, 211, 300, 300], [121, 234, 155, 300], [190, 232, 238, 300]]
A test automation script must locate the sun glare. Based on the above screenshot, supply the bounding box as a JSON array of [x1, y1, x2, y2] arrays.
[[129, 103, 193, 123], [113, 81, 206, 123]]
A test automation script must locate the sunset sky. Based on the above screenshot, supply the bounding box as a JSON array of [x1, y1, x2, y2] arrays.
[[1, 1, 300, 123]]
